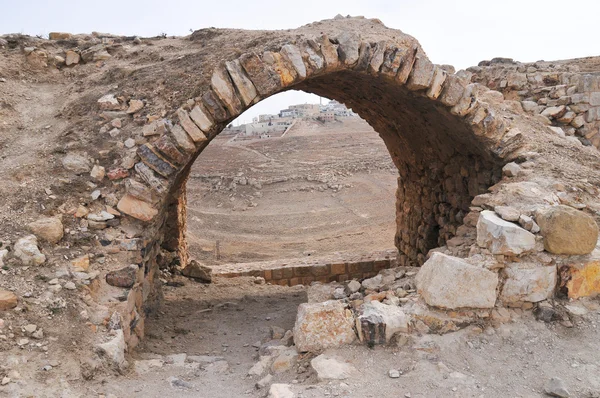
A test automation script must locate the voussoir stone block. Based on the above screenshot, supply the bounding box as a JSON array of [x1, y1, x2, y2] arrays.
[[137, 144, 177, 177], [406, 54, 435, 91], [280, 44, 307, 79], [211, 66, 243, 115], [335, 32, 360, 67], [170, 124, 196, 154], [239, 53, 281, 96], [177, 108, 208, 142], [263, 51, 297, 87], [415, 252, 498, 309], [293, 300, 356, 352], [536, 205, 599, 255], [476, 210, 536, 255], [225, 59, 259, 106]]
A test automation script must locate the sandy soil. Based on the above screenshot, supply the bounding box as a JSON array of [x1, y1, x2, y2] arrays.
[[186, 118, 398, 265], [77, 277, 600, 398]]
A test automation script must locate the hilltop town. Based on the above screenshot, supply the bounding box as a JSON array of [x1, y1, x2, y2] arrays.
[[223, 98, 357, 140]]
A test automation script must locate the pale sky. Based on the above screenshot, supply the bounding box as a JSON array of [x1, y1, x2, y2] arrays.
[[2, 0, 599, 123]]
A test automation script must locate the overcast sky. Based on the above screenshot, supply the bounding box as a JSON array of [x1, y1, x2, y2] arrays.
[[2, 0, 599, 123]]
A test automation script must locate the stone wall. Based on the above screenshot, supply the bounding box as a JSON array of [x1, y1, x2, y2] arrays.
[[470, 58, 600, 147], [212, 250, 398, 286]]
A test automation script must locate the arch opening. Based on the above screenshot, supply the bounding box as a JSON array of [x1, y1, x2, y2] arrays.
[[157, 65, 502, 276]]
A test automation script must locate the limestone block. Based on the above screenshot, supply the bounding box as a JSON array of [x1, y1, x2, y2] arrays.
[[280, 44, 307, 79], [239, 53, 281, 96], [0, 290, 18, 311], [561, 251, 600, 299], [189, 105, 213, 133], [335, 32, 360, 66], [268, 384, 294, 398], [14, 235, 46, 266], [357, 301, 409, 344], [368, 41, 386, 75], [225, 59, 259, 106], [137, 144, 176, 177], [154, 135, 187, 165], [181, 260, 212, 283], [170, 124, 196, 154], [95, 330, 127, 370], [293, 300, 356, 352], [406, 55, 434, 91], [494, 205, 520, 222], [177, 108, 208, 142], [211, 66, 243, 115], [134, 162, 167, 194], [263, 51, 297, 87], [62, 153, 92, 174], [439, 74, 466, 107], [476, 210, 535, 255], [117, 194, 158, 222], [416, 252, 498, 309], [426, 66, 447, 99], [28, 217, 63, 243], [310, 354, 358, 380], [319, 35, 340, 69], [500, 263, 557, 303], [537, 205, 598, 255], [65, 50, 80, 66]]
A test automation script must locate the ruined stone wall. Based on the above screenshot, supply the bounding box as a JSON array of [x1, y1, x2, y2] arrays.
[[470, 58, 600, 147]]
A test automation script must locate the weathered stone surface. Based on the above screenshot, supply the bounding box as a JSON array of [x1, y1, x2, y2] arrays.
[[154, 135, 187, 165], [494, 205, 520, 222], [335, 32, 360, 66], [426, 66, 447, 99], [97, 94, 120, 110], [71, 254, 90, 272], [142, 119, 167, 136], [357, 301, 409, 344], [310, 354, 358, 380], [106, 264, 137, 288], [561, 252, 600, 299], [117, 194, 158, 222], [0, 290, 18, 311], [406, 55, 434, 91], [263, 51, 297, 87], [211, 66, 243, 115], [225, 59, 259, 106], [239, 53, 280, 96], [170, 124, 196, 153], [271, 348, 298, 374], [189, 105, 214, 134], [90, 164, 105, 181], [181, 260, 212, 283], [476, 210, 535, 255], [202, 90, 229, 122], [500, 263, 557, 303], [134, 162, 167, 194], [126, 99, 144, 114], [28, 217, 63, 243], [293, 300, 356, 352], [65, 50, 80, 66], [14, 235, 45, 266], [280, 44, 307, 79], [502, 162, 522, 177], [268, 384, 294, 398], [62, 153, 92, 174], [319, 35, 340, 69], [137, 144, 176, 177], [177, 108, 208, 142], [125, 179, 157, 204], [416, 252, 498, 309], [95, 330, 126, 370], [544, 377, 571, 398], [537, 205, 599, 255], [541, 105, 567, 119], [438, 74, 465, 106]]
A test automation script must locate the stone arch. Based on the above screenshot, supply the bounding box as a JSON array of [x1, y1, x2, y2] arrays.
[[124, 33, 509, 270], [104, 21, 539, 349]]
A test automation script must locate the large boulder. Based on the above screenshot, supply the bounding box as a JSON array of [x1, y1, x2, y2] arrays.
[[500, 263, 557, 303], [416, 252, 498, 309], [293, 300, 356, 352], [536, 205, 599, 255], [356, 300, 409, 345], [28, 217, 63, 243], [476, 210, 536, 255], [14, 235, 46, 266]]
